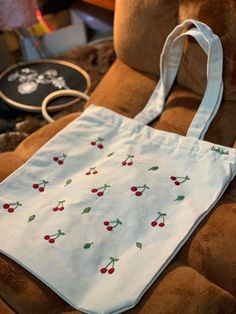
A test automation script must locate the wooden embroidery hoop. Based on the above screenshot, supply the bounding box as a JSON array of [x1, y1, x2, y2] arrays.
[[0, 59, 91, 112], [41, 89, 90, 123]]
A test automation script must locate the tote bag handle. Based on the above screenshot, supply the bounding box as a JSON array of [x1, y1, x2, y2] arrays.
[[134, 19, 223, 140]]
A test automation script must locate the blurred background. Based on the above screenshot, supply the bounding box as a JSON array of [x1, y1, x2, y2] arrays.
[[0, 0, 116, 151]]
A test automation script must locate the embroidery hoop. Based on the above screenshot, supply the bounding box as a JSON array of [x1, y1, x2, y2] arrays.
[[41, 90, 90, 123], [0, 59, 91, 112]]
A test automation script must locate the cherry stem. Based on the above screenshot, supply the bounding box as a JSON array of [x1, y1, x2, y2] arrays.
[[156, 212, 166, 222], [53, 230, 65, 239], [97, 137, 104, 143], [41, 180, 49, 187], [111, 219, 122, 228], [58, 200, 65, 205], [102, 184, 111, 192], [105, 260, 113, 268]]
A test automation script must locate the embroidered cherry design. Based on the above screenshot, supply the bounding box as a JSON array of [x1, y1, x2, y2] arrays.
[[104, 218, 122, 231], [131, 184, 150, 196], [91, 184, 111, 196], [44, 229, 65, 244], [53, 153, 67, 165], [170, 175, 190, 186], [151, 212, 167, 228], [2, 201, 22, 213], [122, 154, 134, 166], [52, 200, 65, 212], [100, 257, 119, 274], [32, 180, 49, 192], [86, 167, 98, 175], [90, 137, 104, 149]]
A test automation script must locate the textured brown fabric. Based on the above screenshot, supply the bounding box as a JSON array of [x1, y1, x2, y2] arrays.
[[114, 0, 178, 75], [0, 254, 68, 314], [0, 0, 236, 313], [0, 298, 16, 314], [85, 58, 157, 117], [0, 152, 24, 182]]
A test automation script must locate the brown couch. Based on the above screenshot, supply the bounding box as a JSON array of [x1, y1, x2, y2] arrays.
[[0, 1, 236, 313]]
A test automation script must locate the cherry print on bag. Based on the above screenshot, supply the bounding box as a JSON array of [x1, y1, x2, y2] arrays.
[[103, 218, 122, 231], [107, 152, 115, 157], [175, 195, 185, 201], [28, 214, 36, 222], [52, 200, 65, 212], [131, 184, 150, 196], [122, 154, 134, 166], [148, 166, 159, 171], [90, 137, 104, 149], [32, 180, 48, 192], [64, 179, 72, 187], [44, 229, 65, 244], [81, 207, 91, 214], [170, 176, 190, 186], [136, 242, 143, 250], [151, 212, 167, 228], [2, 201, 22, 213], [83, 242, 94, 249], [100, 257, 119, 274], [91, 184, 111, 197], [53, 153, 67, 165], [86, 167, 98, 175]]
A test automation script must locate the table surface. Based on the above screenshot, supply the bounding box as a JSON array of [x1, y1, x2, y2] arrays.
[[82, 0, 115, 11]]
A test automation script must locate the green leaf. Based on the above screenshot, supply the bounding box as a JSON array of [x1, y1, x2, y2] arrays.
[[136, 242, 142, 250], [148, 166, 159, 171], [81, 207, 91, 214], [107, 152, 115, 157], [64, 179, 72, 187], [28, 214, 36, 223], [83, 242, 94, 249], [175, 196, 185, 201]]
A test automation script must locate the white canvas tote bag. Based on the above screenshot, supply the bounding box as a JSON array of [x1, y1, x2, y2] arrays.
[[0, 19, 235, 314]]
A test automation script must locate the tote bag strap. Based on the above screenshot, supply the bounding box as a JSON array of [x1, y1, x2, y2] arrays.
[[134, 19, 223, 140]]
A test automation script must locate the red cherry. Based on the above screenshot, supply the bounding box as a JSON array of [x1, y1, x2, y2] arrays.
[[44, 235, 50, 240], [97, 191, 104, 197], [91, 188, 98, 193], [91, 141, 96, 145], [39, 187, 45, 192], [3, 203, 9, 209], [135, 191, 142, 196], [107, 226, 113, 231], [93, 171, 98, 174], [127, 162, 133, 166], [49, 238, 55, 243], [58, 160, 64, 165], [8, 207, 14, 213], [53, 156, 58, 161], [175, 181, 180, 186], [86, 172, 91, 175], [104, 221, 109, 226], [33, 183, 39, 189], [108, 267, 115, 274], [53, 207, 59, 212], [131, 186, 137, 192], [98, 144, 104, 149], [100, 267, 107, 274], [151, 221, 158, 227], [122, 161, 127, 166], [159, 222, 165, 227], [171, 176, 177, 181], [59, 206, 64, 211]]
